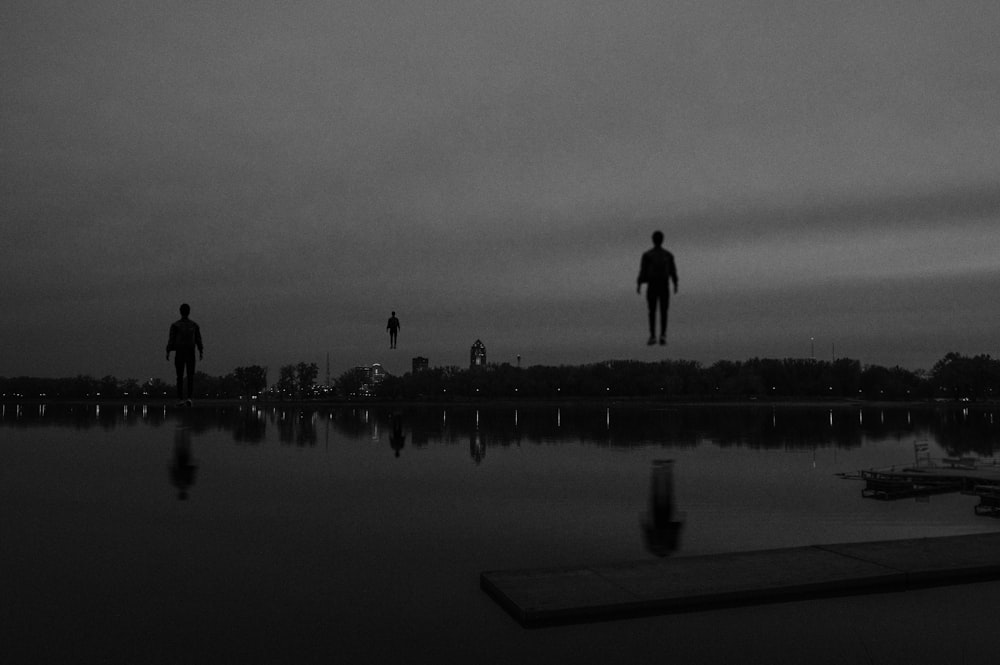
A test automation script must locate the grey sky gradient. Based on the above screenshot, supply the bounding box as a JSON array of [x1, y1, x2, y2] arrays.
[[3, 1, 999, 380]]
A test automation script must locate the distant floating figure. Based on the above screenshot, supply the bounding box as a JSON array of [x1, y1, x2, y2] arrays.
[[166, 303, 204, 403], [387, 311, 401, 349], [641, 459, 684, 557], [170, 427, 198, 501], [637, 230, 679, 346]]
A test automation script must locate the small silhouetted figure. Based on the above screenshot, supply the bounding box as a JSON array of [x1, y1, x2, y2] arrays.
[[387, 311, 400, 349], [166, 303, 204, 402], [170, 427, 198, 501], [637, 230, 679, 346], [641, 460, 684, 557], [390, 413, 406, 458]]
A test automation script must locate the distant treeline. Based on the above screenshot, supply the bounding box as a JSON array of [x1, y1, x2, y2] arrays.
[[376, 352, 998, 401], [2, 352, 999, 402], [0, 366, 268, 401]]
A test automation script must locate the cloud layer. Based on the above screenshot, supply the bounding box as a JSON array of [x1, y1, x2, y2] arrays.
[[3, 1, 999, 378]]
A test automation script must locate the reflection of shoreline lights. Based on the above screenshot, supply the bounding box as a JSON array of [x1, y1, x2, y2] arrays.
[[6, 405, 1000, 455]]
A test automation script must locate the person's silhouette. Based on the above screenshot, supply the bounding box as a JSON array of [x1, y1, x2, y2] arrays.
[[637, 231, 678, 346], [166, 303, 203, 403], [386, 311, 400, 349]]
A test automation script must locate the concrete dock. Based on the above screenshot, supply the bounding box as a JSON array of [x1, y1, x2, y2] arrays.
[[481, 532, 1000, 627]]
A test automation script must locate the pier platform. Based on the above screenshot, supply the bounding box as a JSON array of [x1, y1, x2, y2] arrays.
[[480, 532, 1000, 627]]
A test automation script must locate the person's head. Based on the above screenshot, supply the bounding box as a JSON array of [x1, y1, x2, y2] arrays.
[[179, 303, 191, 317], [652, 231, 664, 247], [391, 311, 396, 316]]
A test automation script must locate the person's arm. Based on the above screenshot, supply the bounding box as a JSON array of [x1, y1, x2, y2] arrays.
[[195, 325, 204, 360], [671, 257, 679, 294], [166, 324, 175, 360]]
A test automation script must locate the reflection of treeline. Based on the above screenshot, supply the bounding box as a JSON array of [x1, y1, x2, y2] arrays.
[[376, 353, 1000, 401], [4, 403, 998, 455], [3, 353, 999, 403], [930, 408, 1000, 457]]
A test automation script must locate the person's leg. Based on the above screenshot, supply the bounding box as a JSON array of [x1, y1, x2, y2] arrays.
[[174, 356, 185, 400], [185, 356, 196, 399], [646, 290, 657, 343], [659, 292, 670, 343]]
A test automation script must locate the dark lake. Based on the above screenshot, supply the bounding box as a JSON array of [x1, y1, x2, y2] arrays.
[[4, 402, 999, 663]]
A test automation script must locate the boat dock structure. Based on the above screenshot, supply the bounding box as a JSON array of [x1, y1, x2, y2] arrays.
[[480, 532, 1000, 627], [840, 456, 1000, 510]]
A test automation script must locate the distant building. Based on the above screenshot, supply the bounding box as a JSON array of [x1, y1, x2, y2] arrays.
[[354, 363, 387, 397], [470, 339, 486, 369], [412, 356, 429, 373]]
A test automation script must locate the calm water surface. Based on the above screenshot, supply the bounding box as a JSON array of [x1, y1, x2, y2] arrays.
[[3, 402, 999, 663]]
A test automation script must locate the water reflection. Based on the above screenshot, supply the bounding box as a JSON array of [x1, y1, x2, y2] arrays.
[[170, 426, 197, 501], [275, 407, 318, 446], [2, 403, 999, 457], [390, 413, 406, 458], [641, 460, 684, 557], [470, 430, 485, 465]]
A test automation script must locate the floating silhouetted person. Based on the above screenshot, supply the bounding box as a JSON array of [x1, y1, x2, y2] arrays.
[[387, 311, 400, 349], [170, 427, 198, 501], [166, 303, 204, 403], [637, 230, 679, 346], [641, 459, 684, 557]]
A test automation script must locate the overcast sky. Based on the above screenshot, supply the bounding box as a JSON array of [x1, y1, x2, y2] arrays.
[[3, 0, 999, 381]]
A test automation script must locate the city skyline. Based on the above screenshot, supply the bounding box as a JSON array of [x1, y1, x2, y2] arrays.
[[3, 1, 999, 380]]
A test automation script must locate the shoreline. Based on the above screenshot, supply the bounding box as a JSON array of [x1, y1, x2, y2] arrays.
[[2, 396, 995, 409]]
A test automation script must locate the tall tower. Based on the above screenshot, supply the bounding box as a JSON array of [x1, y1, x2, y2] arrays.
[[470, 339, 486, 368]]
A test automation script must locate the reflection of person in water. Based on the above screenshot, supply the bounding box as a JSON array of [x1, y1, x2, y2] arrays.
[[390, 413, 406, 458], [170, 427, 198, 500], [386, 311, 400, 349], [642, 459, 684, 557], [470, 431, 485, 465]]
